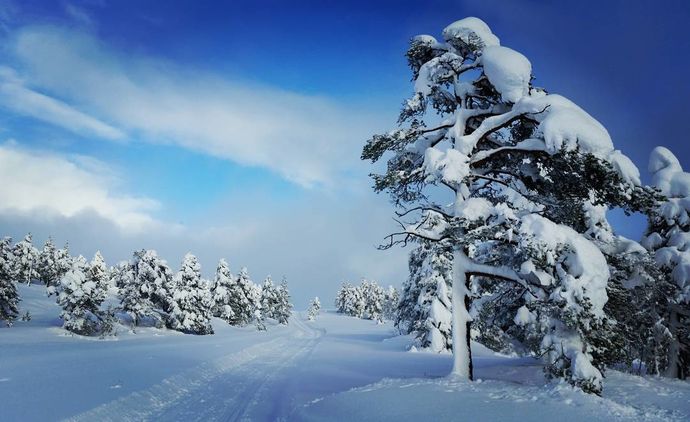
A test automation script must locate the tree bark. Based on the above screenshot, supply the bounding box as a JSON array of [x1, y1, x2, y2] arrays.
[[451, 249, 473, 380]]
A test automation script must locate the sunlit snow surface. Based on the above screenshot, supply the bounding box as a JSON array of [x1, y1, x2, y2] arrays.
[[1, 284, 688, 421]]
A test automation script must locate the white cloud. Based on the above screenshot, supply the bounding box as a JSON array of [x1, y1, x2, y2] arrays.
[[0, 188, 409, 308], [7, 25, 382, 187], [0, 142, 158, 230], [0, 67, 125, 140]]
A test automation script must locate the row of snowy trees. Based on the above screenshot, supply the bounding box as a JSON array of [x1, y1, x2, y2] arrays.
[[363, 17, 689, 394], [334, 280, 398, 323], [113, 251, 292, 335], [1, 235, 71, 324], [0, 236, 293, 335]]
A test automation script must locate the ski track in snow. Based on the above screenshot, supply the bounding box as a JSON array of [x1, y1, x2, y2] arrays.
[[65, 315, 322, 422]]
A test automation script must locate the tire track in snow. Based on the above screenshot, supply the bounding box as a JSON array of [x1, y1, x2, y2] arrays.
[[157, 313, 321, 421], [65, 315, 321, 422], [223, 315, 322, 421]]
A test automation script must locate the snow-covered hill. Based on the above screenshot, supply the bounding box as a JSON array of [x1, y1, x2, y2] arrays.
[[1, 284, 688, 421]]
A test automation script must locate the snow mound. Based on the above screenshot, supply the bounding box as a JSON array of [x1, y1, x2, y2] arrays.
[[442, 17, 500, 51], [649, 146, 690, 197], [481, 46, 531, 103]]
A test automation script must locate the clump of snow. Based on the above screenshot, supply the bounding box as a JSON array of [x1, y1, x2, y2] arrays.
[[442, 17, 500, 50], [481, 46, 531, 103], [455, 197, 493, 221], [513, 305, 536, 326], [514, 94, 640, 184], [649, 146, 690, 197], [519, 214, 609, 318], [423, 147, 470, 185], [412, 34, 444, 50], [519, 260, 553, 286]]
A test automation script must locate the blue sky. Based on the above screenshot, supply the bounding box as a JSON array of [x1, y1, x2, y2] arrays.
[[0, 0, 688, 306]]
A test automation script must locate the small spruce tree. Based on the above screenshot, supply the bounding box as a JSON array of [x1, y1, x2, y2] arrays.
[[0, 237, 19, 326]]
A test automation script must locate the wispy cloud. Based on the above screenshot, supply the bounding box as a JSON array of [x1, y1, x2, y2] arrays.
[[0, 142, 158, 230], [0, 67, 125, 140], [7, 25, 380, 187]]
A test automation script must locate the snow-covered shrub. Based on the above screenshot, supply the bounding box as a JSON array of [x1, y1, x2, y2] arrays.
[[0, 237, 19, 326], [308, 297, 321, 321], [361, 16, 658, 393], [168, 253, 214, 335]]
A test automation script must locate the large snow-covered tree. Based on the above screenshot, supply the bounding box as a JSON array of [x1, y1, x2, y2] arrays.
[[13, 233, 39, 285], [168, 253, 214, 335], [362, 17, 655, 393], [0, 237, 19, 326], [641, 146, 690, 379]]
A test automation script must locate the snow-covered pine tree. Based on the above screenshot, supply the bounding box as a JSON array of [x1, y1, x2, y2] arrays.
[[603, 247, 674, 375], [211, 258, 235, 323], [308, 297, 321, 321], [360, 279, 385, 323], [273, 277, 293, 325], [641, 146, 690, 379], [13, 233, 39, 285], [362, 17, 655, 393], [245, 280, 264, 330], [110, 261, 133, 289], [168, 253, 214, 335], [0, 237, 19, 326], [87, 251, 109, 294], [382, 285, 400, 321], [396, 241, 454, 352], [57, 255, 110, 335], [226, 267, 256, 326], [119, 250, 174, 327], [46, 243, 73, 297], [259, 275, 278, 322], [335, 282, 355, 314], [37, 237, 58, 287]]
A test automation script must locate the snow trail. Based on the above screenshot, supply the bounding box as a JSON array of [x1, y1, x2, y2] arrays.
[[66, 314, 322, 422]]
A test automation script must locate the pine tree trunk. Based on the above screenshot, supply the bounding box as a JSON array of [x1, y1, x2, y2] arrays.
[[666, 309, 680, 379], [450, 249, 473, 380]]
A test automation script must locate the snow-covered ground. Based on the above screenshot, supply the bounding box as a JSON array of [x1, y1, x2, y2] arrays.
[[1, 284, 689, 421]]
